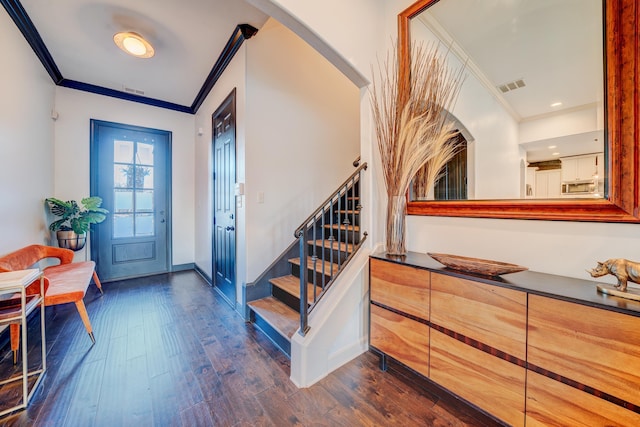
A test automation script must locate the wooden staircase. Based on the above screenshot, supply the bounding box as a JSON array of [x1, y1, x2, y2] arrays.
[[247, 194, 362, 356]]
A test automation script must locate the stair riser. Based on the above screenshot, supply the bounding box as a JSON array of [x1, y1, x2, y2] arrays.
[[249, 309, 291, 357], [272, 285, 306, 312], [335, 215, 360, 227], [323, 229, 361, 244], [309, 245, 350, 265], [291, 264, 333, 288]]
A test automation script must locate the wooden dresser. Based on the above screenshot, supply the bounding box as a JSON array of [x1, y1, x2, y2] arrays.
[[369, 252, 640, 427]]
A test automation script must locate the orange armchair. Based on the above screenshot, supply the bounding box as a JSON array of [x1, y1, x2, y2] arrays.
[[0, 245, 103, 363]]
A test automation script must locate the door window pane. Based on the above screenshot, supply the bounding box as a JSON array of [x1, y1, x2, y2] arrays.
[[114, 190, 133, 213], [137, 142, 154, 165], [141, 167, 154, 189], [114, 164, 130, 188], [131, 165, 152, 189], [136, 190, 154, 212], [114, 140, 133, 163], [113, 214, 134, 238], [135, 214, 154, 236]]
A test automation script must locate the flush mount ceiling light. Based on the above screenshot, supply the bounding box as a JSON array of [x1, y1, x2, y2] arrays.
[[113, 32, 154, 58]]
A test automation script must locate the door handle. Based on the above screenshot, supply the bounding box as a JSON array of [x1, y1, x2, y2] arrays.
[[226, 226, 235, 231]]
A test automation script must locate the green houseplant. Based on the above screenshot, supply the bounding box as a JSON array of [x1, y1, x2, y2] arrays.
[[45, 197, 109, 251]]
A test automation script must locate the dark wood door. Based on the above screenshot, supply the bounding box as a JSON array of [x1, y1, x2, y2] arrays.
[[91, 120, 171, 281], [212, 90, 236, 305]]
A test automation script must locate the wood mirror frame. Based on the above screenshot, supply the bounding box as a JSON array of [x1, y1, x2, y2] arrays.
[[400, 0, 639, 222]]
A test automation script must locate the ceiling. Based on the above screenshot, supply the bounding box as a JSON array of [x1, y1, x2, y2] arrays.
[[421, 0, 603, 121], [416, 0, 604, 162], [4, 0, 270, 112]]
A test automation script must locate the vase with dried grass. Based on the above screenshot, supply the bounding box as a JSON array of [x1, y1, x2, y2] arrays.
[[370, 42, 464, 256]]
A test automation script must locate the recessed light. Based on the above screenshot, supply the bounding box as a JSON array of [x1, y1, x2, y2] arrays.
[[114, 32, 154, 58], [550, 102, 563, 108], [552, 152, 560, 156], [548, 145, 557, 149]]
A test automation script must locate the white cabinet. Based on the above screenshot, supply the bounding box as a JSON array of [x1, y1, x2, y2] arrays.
[[535, 169, 561, 198], [596, 153, 604, 179], [560, 154, 601, 182]]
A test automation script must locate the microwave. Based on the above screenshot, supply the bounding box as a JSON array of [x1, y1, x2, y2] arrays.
[[561, 179, 597, 195]]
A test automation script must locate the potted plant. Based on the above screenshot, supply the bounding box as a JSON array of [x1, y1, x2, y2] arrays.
[[45, 196, 109, 251]]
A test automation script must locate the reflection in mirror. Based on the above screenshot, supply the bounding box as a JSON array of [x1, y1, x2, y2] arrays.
[[408, 0, 604, 201]]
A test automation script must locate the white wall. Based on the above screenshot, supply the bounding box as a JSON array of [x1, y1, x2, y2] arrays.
[[0, 9, 56, 255], [193, 45, 248, 290], [192, 18, 361, 307], [519, 106, 600, 143], [411, 18, 521, 199], [247, 0, 381, 87], [244, 18, 360, 283], [53, 87, 195, 265], [256, 0, 640, 286]]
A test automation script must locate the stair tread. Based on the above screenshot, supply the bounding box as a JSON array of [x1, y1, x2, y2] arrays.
[[336, 210, 360, 214], [289, 257, 339, 275], [324, 224, 360, 232], [308, 239, 353, 253], [248, 296, 299, 338], [270, 275, 317, 304]]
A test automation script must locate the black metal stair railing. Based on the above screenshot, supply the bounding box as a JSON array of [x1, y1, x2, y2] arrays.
[[293, 163, 368, 336]]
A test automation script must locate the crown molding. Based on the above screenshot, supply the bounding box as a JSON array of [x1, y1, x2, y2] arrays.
[[1, 0, 257, 115]]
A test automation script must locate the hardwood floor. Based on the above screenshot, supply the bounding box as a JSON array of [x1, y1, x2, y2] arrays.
[[0, 271, 501, 426]]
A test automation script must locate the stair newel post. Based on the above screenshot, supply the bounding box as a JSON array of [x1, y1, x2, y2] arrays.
[[299, 224, 310, 336]]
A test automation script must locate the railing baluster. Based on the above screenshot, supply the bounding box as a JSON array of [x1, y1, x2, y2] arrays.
[[320, 206, 326, 291], [340, 183, 349, 271], [350, 176, 356, 251], [337, 189, 342, 271], [329, 197, 334, 282], [311, 217, 317, 304], [299, 225, 309, 335]]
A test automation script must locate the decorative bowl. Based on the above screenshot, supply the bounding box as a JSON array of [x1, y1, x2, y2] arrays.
[[427, 253, 528, 277]]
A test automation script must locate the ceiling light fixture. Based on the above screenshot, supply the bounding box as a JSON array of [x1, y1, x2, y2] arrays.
[[550, 102, 563, 108], [548, 145, 557, 149], [113, 32, 155, 58]]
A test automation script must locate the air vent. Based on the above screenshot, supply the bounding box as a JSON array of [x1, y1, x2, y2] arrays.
[[123, 86, 145, 96], [498, 79, 526, 93]]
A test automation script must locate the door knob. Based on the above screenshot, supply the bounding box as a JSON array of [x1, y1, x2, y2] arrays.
[[226, 226, 235, 231]]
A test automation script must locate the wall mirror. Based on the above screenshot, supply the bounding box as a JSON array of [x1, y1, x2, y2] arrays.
[[399, 0, 640, 222]]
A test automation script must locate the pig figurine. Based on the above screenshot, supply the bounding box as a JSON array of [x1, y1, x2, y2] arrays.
[[588, 259, 640, 292]]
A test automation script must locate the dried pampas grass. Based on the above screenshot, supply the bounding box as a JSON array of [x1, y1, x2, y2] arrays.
[[370, 42, 465, 255]]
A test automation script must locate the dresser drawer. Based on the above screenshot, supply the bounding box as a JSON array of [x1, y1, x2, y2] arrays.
[[430, 330, 525, 427], [431, 273, 527, 360], [528, 295, 640, 407], [370, 304, 429, 377], [370, 259, 429, 320], [526, 370, 640, 426]]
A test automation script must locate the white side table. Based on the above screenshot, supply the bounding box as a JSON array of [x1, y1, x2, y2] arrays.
[[0, 269, 46, 416]]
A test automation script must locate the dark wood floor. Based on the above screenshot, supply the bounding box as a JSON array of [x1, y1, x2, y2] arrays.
[[0, 271, 500, 426]]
